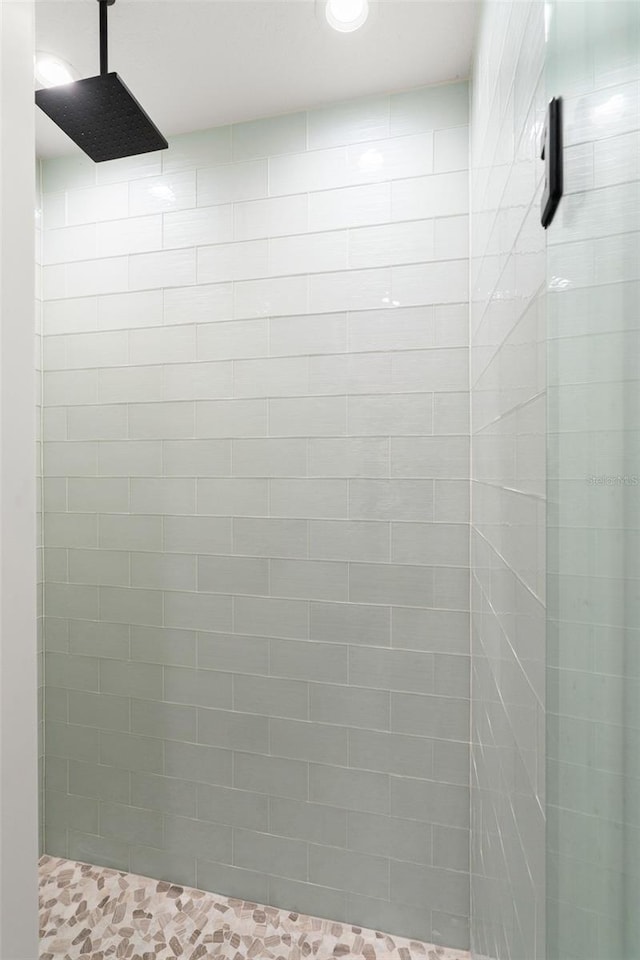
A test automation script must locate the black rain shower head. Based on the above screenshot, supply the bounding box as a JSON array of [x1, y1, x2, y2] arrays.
[[35, 0, 168, 163]]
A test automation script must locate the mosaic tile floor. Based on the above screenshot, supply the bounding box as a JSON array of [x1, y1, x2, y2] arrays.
[[40, 856, 469, 960]]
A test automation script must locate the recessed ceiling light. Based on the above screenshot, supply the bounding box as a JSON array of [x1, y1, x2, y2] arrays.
[[35, 53, 77, 89], [325, 0, 369, 33]]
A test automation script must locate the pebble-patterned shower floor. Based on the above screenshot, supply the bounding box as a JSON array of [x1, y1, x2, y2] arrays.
[[39, 856, 469, 960]]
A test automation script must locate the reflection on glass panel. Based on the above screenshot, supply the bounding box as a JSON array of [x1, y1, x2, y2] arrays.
[[546, 3, 640, 959]]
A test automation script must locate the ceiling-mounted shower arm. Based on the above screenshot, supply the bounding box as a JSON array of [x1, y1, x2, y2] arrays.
[[98, 0, 116, 76]]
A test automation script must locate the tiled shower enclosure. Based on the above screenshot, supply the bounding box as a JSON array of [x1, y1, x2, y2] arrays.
[[40, 81, 471, 949]]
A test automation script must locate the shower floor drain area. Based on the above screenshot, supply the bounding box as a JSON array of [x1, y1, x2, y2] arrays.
[[39, 856, 468, 960]]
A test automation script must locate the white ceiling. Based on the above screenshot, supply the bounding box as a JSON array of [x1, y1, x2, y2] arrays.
[[35, 0, 478, 158]]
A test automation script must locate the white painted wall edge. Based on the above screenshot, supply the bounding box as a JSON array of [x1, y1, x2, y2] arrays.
[[0, 0, 40, 957]]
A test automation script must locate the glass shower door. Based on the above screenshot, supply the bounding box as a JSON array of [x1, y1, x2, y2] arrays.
[[546, 2, 640, 958]]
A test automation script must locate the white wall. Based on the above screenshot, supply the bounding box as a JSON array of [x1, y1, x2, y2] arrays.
[[41, 82, 471, 947], [0, 1, 40, 956]]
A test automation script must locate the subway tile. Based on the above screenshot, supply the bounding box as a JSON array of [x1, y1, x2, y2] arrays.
[[269, 313, 347, 357], [308, 182, 391, 232], [197, 707, 269, 754], [234, 194, 308, 241], [234, 753, 309, 801], [45, 651, 99, 691], [308, 438, 389, 478], [234, 674, 309, 720], [68, 548, 129, 587], [349, 646, 435, 695], [163, 516, 232, 555], [96, 215, 162, 258], [269, 397, 346, 438], [164, 741, 232, 786], [129, 248, 196, 291], [392, 171, 469, 220], [309, 601, 391, 646], [347, 811, 431, 863], [310, 268, 391, 314], [100, 659, 163, 699], [197, 319, 269, 362], [98, 440, 163, 476], [131, 771, 196, 816], [129, 325, 196, 365], [198, 555, 268, 596], [197, 160, 268, 205], [197, 239, 268, 284], [45, 721, 100, 762], [164, 591, 233, 632], [66, 183, 128, 225], [269, 877, 348, 926], [234, 275, 308, 320], [164, 283, 234, 325], [270, 638, 348, 685], [269, 797, 347, 846], [391, 606, 469, 654], [130, 846, 196, 888], [270, 480, 348, 519], [163, 128, 232, 173], [164, 361, 234, 401], [309, 683, 389, 730], [130, 626, 197, 667], [44, 514, 97, 549], [196, 398, 268, 437], [349, 728, 433, 779], [391, 522, 469, 566], [130, 478, 196, 515], [309, 845, 389, 901], [390, 777, 469, 828], [434, 126, 469, 173], [98, 365, 163, 403], [68, 477, 129, 513], [100, 800, 163, 847], [164, 814, 232, 863], [68, 690, 130, 732], [197, 632, 269, 675], [232, 518, 308, 559], [128, 401, 194, 440], [309, 764, 389, 815], [390, 82, 469, 136], [234, 828, 307, 881], [69, 621, 130, 660], [95, 152, 161, 185], [164, 666, 232, 709], [390, 692, 469, 741], [131, 698, 197, 742], [164, 205, 234, 249], [129, 172, 196, 215], [309, 520, 389, 562], [69, 759, 130, 803], [231, 439, 307, 478], [270, 717, 348, 765], [163, 439, 232, 477], [197, 478, 268, 516], [349, 480, 434, 521], [234, 595, 308, 640], [46, 790, 99, 836], [308, 96, 389, 149], [269, 231, 348, 277], [130, 552, 196, 591], [234, 357, 309, 399], [67, 831, 129, 872], [98, 515, 163, 552], [99, 730, 164, 773], [391, 860, 469, 916], [270, 559, 348, 602], [99, 586, 163, 627], [197, 859, 269, 903]]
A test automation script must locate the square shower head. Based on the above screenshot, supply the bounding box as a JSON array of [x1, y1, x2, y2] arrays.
[[35, 72, 168, 163]]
